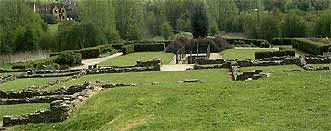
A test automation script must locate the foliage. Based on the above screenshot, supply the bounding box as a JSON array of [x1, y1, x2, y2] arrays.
[[191, 0, 209, 38], [281, 11, 309, 37], [134, 44, 165, 52], [161, 22, 174, 40], [255, 50, 295, 59], [54, 52, 81, 67], [0, 0, 45, 53], [121, 45, 135, 55], [115, 0, 144, 40], [292, 38, 328, 55]]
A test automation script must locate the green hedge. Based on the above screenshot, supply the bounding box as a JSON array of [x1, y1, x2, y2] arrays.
[[292, 38, 329, 55], [271, 38, 293, 45], [80, 47, 100, 59], [121, 45, 135, 55], [224, 38, 271, 48], [134, 43, 165, 52], [255, 50, 295, 59], [13, 52, 82, 69], [50, 44, 116, 59], [54, 52, 82, 67]]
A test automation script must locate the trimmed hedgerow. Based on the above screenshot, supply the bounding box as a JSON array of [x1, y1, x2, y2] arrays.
[[54, 52, 82, 67], [255, 50, 295, 59], [223, 37, 271, 48], [271, 38, 293, 45], [12, 52, 82, 69], [121, 45, 135, 55], [80, 47, 100, 59], [134, 43, 165, 52], [292, 38, 329, 55]]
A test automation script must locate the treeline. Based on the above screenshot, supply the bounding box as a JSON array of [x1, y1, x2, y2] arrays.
[[1, 0, 331, 53]]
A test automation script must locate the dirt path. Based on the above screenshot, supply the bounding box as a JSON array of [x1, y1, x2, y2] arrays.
[[72, 53, 123, 69]]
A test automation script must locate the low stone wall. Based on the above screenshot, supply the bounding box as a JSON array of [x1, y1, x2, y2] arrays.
[[195, 59, 225, 65], [304, 55, 331, 64], [296, 56, 330, 71], [0, 68, 30, 73], [88, 59, 161, 74], [1, 81, 137, 127], [0, 75, 16, 84]]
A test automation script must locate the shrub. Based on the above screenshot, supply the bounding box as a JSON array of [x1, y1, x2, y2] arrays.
[[80, 47, 100, 59], [271, 38, 293, 45], [134, 43, 165, 52], [54, 52, 82, 67], [166, 36, 191, 53], [12, 57, 57, 69], [121, 45, 135, 55], [292, 38, 329, 55], [255, 50, 295, 59], [223, 38, 271, 48]]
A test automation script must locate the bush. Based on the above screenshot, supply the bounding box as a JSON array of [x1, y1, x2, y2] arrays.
[[223, 37, 271, 48], [54, 52, 82, 67], [134, 43, 165, 52], [12, 57, 57, 69], [79, 47, 100, 59], [292, 38, 329, 55], [121, 45, 135, 55], [166, 36, 191, 53], [271, 38, 293, 45], [255, 50, 295, 59]]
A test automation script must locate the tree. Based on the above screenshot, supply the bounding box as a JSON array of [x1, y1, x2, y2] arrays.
[[78, 0, 118, 43], [281, 11, 308, 37], [259, 13, 281, 41], [161, 22, 174, 40], [315, 10, 331, 37], [0, 0, 45, 53], [114, 0, 144, 40], [191, 0, 209, 38]]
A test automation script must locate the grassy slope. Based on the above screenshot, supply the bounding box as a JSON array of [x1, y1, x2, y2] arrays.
[[0, 103, 48, 119], [11, 67, 331, 130], [223, 49, 274, 60], [99, 52, 174, 66], [0, 77, 67, 91]]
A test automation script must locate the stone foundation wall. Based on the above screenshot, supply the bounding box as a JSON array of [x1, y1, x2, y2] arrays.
[[1, 81, 137, 127], [195, 59, 225, 65]]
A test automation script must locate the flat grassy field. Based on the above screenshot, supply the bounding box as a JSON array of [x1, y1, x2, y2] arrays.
[[309, 64, 331, 68], [9, 67, 331, 130], [223, 49, 275, 60], [0, 103, 48, 119], [0, 77, 68, 91], [99, 52, 174, 66], [241, 65, 303, 72]]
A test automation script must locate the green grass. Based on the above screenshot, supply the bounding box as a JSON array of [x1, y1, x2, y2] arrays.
[[309, 64, 331, 68], [241, 65, 303, 72], [0, 77, 68, 91], [99, 52, 174, 66], [223, 49, 275, 60], [12, 69, 331, 130], [0, 103, 48, 119], [48, 24, 58, 37], [0, 72, 18, 77]]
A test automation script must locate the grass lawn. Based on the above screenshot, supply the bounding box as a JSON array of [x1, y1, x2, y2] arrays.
[[0, 72, 19, 77], [223, 49, 275, 60], [241, 65, 303, 72], [10, 69, 331, 130], [99, 52, 174, 66], [0, 103, 48, 119], [0, 77, 68, 92], [309, 64, 331, 68], [48, 24, 58, 37]]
